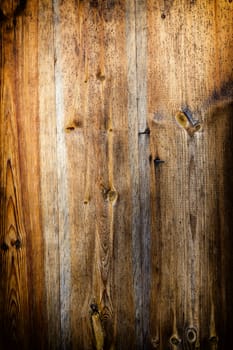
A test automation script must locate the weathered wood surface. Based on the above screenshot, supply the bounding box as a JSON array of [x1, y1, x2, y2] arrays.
[[0, 0, 233, 349], [0, 1, 46, 349], [147, 1, 233, 349]]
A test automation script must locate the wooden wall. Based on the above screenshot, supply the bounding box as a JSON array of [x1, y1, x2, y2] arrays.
[[0, 0, 233, 349]]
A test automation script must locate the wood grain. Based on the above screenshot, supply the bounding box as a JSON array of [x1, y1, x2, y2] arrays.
[[147, 0, 233, 348], [38, 0, 61, 348], [125, 0, 142, 347], [0, 0, 232, 349], [53, 1, 135, 348], [126, 0, 151, 348], [0, 1, 46, 349]]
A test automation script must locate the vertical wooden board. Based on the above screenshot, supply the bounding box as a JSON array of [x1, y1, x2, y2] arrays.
[[53, 0, 135, 348], [0, 1, 46, 349], [147, 0, 233, 349], [0, 14, 30, 350], [126, 0, 151, 348], [206, 103, 233, 350], [125, 0, 143, 347], [38, 0, 61, 348], [14, 3, 48, 348], [135, 1, 152, 348]]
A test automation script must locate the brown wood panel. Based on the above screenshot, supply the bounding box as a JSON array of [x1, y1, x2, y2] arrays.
[[53, 0, 136, 348], [147, 0, 233, 349], [0, 1, 47, 349], [38, 0, 61, 348], [0, 0, 233, 349], [126, 0, 152, 348]]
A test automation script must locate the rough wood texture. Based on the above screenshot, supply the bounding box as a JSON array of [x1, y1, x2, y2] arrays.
[[147, 1, 233, 349], [0, 1, 46, 349], [0, 0, 233, 349]]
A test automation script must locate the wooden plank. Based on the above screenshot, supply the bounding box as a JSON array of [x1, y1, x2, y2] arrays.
[[14, 3, 48, 348], [125, 0, 142, 348], [53, 1, 73, 348], [126, 0, 151, 348], [135, 1, 151, 348], [38, 0, 61, 348], [53, 0, 136, 348], [147, 0, 233, 348], [0, 1, 47, 349]]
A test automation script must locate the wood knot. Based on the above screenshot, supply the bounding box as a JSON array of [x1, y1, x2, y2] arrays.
[[209, 335, 218, 344], [151, 337, 160, 348], [175, 110, 201, 136], [186, 327, 197, 343], [170, 335, 182, 346], [101, 185, 118, 203], [90, 301, 105, 350], [65, 119, 82, 133], [90, 303, 99, 315], [107, 190, 118, 203], [11, 239, 21, 249], [65, 126, 75, 132], [96, 69, 105, 81], [1, 242, 9, 252]]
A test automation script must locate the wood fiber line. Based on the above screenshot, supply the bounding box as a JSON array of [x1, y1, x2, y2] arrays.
[[147, 0, 233, 349], [0, 1, 46, 348]]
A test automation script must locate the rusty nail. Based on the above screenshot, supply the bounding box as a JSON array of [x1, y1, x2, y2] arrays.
[[154, 157, 165, 165], [138, 127, 150, 135]]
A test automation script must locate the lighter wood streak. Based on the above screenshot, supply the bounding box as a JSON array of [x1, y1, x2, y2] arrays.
[[53, 0, 71, 347], [39, 0, 61, 347]]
